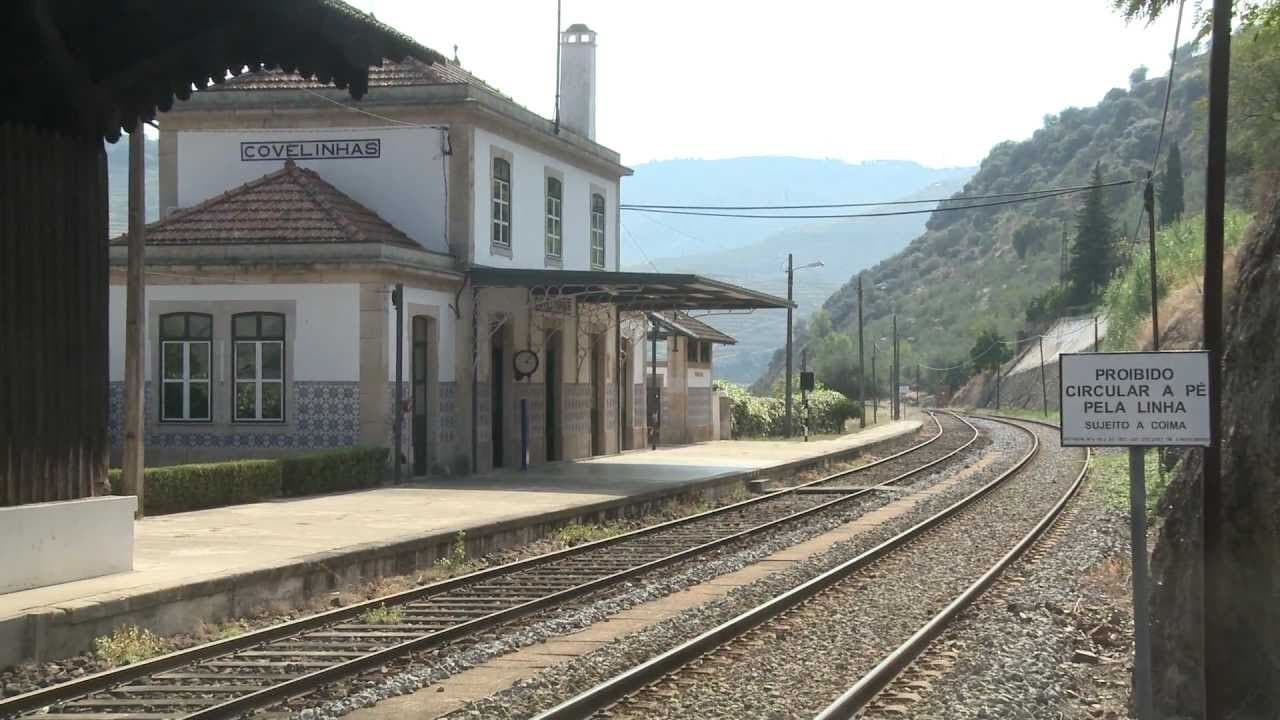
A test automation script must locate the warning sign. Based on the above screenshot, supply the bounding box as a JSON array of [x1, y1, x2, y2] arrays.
[[1060, 351, 1210, 447]]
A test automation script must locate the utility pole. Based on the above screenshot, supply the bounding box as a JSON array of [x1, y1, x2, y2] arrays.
[[857, 275, 865, 428], [122, 124, 146, 518], [392, 283, 404, 484], [1094, 315, 1100, 352], [871, 343, 878, 425], [1145, 175, 1161, 351], [915, 362, 920, 407], [891, 314, 899, 421], [1203, 0, 1231, 715], [784, 253, 794, 438], [995, 365, 1001, 411], [1060, 219, 1069, 291]]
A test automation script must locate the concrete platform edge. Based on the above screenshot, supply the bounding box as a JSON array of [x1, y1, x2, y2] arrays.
[[0, 423, 919, 669]]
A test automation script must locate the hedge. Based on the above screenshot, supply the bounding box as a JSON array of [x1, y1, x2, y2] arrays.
[[109, 446, 388, 515], [109, 460, 280, 515], [280, 447, 387, 496], [715, 382, 862, 438]]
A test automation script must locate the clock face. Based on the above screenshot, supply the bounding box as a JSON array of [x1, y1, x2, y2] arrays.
[[513, 349, 539, 379]]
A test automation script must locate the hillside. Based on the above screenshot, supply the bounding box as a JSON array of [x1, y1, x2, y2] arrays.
[[755, 47, 1220, 391], [620, 157, 972, 262], [629, 175, 971, 383]]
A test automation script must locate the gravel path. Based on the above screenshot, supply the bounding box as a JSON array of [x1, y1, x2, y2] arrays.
[[290, 418, 1011, 719], [863, 448, 1130, 720], [420, 419, 1048, 720]]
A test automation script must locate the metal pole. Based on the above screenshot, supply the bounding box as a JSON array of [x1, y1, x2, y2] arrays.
[[122, 125, 146, 518], [1203, 0, 1231, 713], [1094, 315, 1100, 352], [520, 398, 529, 471], [801, 347, 809, 442], [871, 344, 878, 425], [614, 309, 622, 455], [650, 317, 659, 451], [915, 362, 920, 407], [857, 274, 865, 429], [1129, 446, 1154, 720], [1038, 335, 1048, 418], [470, 285, 479, 474], [1145, 176, 1161, 351], [393, 283, 404, 484], [784, 253, 794, 438], [891, 314, 899, 421]]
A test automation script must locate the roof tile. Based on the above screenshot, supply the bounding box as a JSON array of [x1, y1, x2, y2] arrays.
[[113, 161, 420, 249]]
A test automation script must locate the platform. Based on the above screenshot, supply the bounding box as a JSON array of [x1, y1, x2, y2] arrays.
[[0, 419, 920, 668]]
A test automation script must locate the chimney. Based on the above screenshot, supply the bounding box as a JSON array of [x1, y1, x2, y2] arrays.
[[558, 23, 597, 140]]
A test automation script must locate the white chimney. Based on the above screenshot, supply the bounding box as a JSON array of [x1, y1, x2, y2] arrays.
[[559, 23, 597, 140]]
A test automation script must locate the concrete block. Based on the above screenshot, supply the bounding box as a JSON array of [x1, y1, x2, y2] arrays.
[[0, 496, 136, 594]]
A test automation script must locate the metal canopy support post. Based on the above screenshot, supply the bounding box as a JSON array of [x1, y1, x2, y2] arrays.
[[615, 308, 622, 455], [393, 283, 404, 484], [122, 126, 146, 518], [857, 275, 865, 429], [470, 285, 479, 474], [650, 315, 659, 450], [1203, 0, 1231, 714], [784, 253, 794, 438], [1129, 446, 1154, 720]]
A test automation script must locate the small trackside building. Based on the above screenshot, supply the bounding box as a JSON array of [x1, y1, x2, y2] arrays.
[[643, 312, 737, 445]]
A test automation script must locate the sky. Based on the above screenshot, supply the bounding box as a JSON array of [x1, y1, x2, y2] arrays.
[[349, 1, 1193, 169]]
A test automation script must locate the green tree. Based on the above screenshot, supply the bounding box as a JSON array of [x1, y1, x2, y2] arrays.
[[1067, 164, 1117, 307], [969, 327, 1012, 374], [1159, 141, 1185, 226]]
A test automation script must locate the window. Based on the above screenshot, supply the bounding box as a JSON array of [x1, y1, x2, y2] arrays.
[[491, 157, 512, 247], [233, 312, 285, 422], [159, 313, 212, 421], [545, 176, 563, 258], [590, 192, 606, 268]]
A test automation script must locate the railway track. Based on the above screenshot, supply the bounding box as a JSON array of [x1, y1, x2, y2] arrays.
[[528, 416, 1085, 720], [0, 412, 983, 720]]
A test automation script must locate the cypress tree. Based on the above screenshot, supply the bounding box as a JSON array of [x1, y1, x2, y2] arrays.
[[1067, 164, 1117, 307], [1158, 141, 1185, 226]]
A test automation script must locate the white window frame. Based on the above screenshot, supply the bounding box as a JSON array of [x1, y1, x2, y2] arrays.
[[590, 192, 607, 269], [159, 313, 212, 422], [233, 313, 286, 423], [545, 175, 563, 258], [160, 340, 212, 421], [491, 156, 512, 248]]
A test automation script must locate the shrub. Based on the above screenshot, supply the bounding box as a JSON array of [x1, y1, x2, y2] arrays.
[[110, 460, 280, 515], [94, 626, 166, 666], [279, 446, 386, 497], [716, 382, 861, 437], [803, 388, 862, 434]]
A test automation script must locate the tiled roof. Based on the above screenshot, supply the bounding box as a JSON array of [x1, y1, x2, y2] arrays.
[[646, 311, 737, 345], [214, 57, 508, 99], [112, 160, 419, 249]]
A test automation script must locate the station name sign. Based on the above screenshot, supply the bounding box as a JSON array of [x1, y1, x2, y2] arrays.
[[240, 139, 381, 162], [1060, 351, 1210, 447]]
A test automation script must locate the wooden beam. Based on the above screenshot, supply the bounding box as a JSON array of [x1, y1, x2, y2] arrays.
[[122, 127, 146, 516]]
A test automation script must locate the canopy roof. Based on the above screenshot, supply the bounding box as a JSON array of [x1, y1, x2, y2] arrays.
[[468, 268, 791, 312], [6, 0, 444, 141], [646, 311, 737, 345]]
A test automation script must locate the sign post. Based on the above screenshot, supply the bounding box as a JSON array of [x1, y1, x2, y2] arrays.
[[1060, 351, 1211, 720]]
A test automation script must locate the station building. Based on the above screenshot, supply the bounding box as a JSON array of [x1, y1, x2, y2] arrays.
[[107, 25, 781, 474]]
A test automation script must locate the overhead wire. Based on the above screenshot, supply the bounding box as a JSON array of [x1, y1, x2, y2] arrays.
[[619, 181, 1135, 220], [620, 180, 1136, 211]]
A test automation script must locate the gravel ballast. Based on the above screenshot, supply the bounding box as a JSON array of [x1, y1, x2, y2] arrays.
[[290, 418, 1024, 720], [394, 419, 1048, 720]]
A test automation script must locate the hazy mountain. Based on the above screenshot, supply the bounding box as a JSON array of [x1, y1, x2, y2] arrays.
[[620, 157, 974, 263], [625, 174, 973, 383], [105, 135, 160, 237]]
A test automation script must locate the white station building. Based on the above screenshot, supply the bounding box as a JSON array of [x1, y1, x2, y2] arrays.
[[107, 24, 785, 475]]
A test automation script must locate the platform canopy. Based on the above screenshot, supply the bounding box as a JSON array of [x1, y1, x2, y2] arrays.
[[468, 268, 791, 312], [645, 311, 737, 345]]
